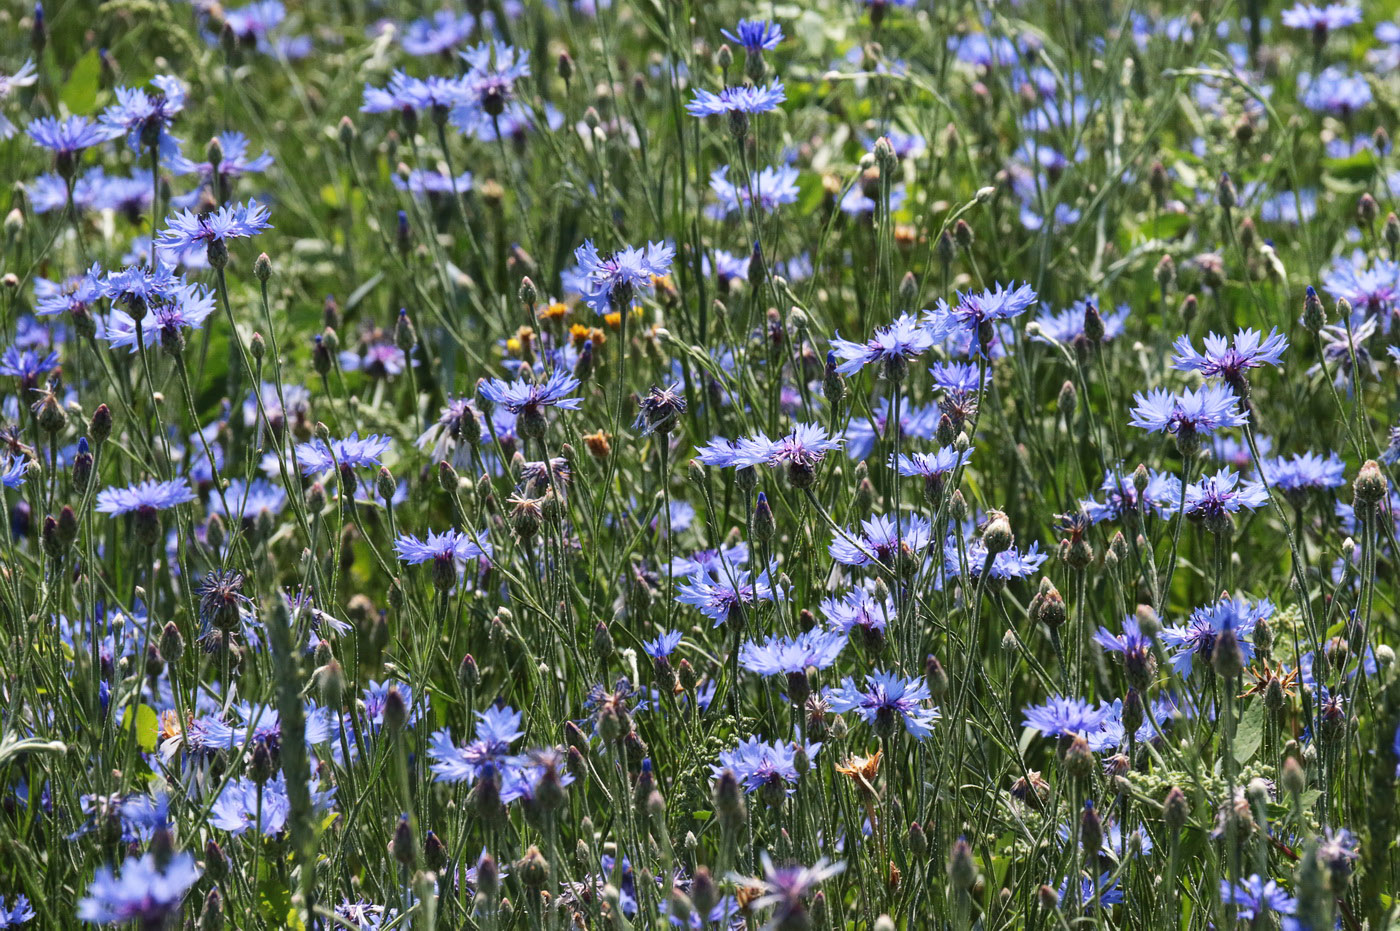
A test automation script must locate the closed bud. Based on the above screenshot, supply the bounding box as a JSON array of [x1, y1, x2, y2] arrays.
[[376, 466, 396, 502], [953, 218, 974, 248], [198, 887, 223, 931], [948, 837, 977, 890], [1387, 212, 1400, 248], [752, 492, 775, 544], [1216, 172, 1237, 209], [159, 622, 184, 666], [1212, 628, 1245, 679], [981, 510, 1013, 555], [593, 622, 614, 661], [1281, 756, 1307, 796], [691, 868, 718, 917], [458, 653, 479, 691], [1354, 459, 1388, 505], [1155, 253, 1176, 291], [1303, 285, 1326, 331], [204, 839, 228, 883], [1358, 192, 1379, 226], [392, 814, 416, 866], [1063, 735, 1094, 780], [1057, 380, 1077, 417], [1163, 786, 1190, 831]]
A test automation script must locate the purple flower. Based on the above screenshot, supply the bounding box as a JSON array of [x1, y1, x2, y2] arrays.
[[712, 736, 819, 798], [732, 853, 843, 929], [820, 588, 894, 637], [721, 19, 784, 52], [361, 70, 471, 115], [479, 369, 582, 415], [1022, 695, 1112, 738], [157, 199, 272, 251], [890, 447, 971, 481], [1281, 2, 1361, 32], [96, 479, 197, 515], [400, 10, 477, 56], [170, 131, 273, 181], [428, 705, 525, 784], [1079, 467, 1181, 524], [943, 535, 1048, 581], [457, 41, 532, 113], [393, 167, 473, 197], [210, 774, 336, 836], [77, 852, 201, 925], [1182, 468, 1269, 524], [675, 567, 784, 626], [0, 895, 33, 926], [1171, 328, 1289, 384], [708, 164, 799, 216], [0, 345, 59, 389], [99, 74, 187, 158], [394, 528, 492, 564], [571, 239, 675, 314], [26, 115, 109, 160], [643, 629, 683, 660], [827, 670, 940, 738], [1260, 451, 1346, 493], [1161, 595, 1272, 675], [830, 313, 937, 375], [1298, 67, 1372, 114], [1128, 384, 1248, 435], [686, 80, 787, 117], [829, 513, 932, 566], [295, 432, 393, 474], [2, 454, 31, 489], [1033, 299, 1131, 345], [696, 424, 842, 480], [1219, 875, 1296, 921], [103, 282, 216, 353], [739, 628, 846, 676]]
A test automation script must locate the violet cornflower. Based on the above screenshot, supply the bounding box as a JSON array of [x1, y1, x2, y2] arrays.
[[571, 239, 675, 314], [830, 313, 938, 377]]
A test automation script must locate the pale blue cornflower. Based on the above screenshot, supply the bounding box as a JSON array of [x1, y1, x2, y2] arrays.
[[829, 313, 939, 376], [708, 164, 799, 216], [295, 432, 393, 474], [826, 670, 941, 738], [156, 200, 271, 253], [99, 74, 187, 158], [711, 736, 820, 799], [1128, 384, 1248, 436], [571, 239, 675, 314], [721, 19, 784, 53], [1171, 328, 1289, 385], [739, 628, 847, 677], [1160, 595, 1273, 675], [686, 80, 787, 117], [828, 513, 932, 567], [76, 853, 201, 926]]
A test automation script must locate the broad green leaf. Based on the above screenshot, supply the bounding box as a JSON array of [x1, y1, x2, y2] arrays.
[[61, 49, 101, 115]]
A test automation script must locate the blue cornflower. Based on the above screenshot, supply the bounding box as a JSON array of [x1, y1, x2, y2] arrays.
[[826, 670, 940, 738], [844, 397, 941, 460], [1298, 67, 1372, 114], [1032, 299, 1131, 346], [400, 10, 477, 56], [294, 432, 392, 474], [943, 535, 1048, 581], [1022, 695, 1113, 739], [219, 0, 286, 43], [157, 199, 271, 254], [361, 70, 472, 115], [210, 478, 287, 520], [393, 167, 473, 197], [171, 131, 273, 182], [891, 447, 971, 484], [643, 629, 683, 661], [571, 239, 675, 314], [686, 80, 787, 117], [99, 74, 186, 157], [735, 854, 844, 931], [711, 736, 820, 799], [1219, 875, 1296, 922], [721, 19, 784, 52], [1092, 615, 1156, 685], [0, 894, 33, 926], [25, 115, 109, 161], [1182, 468, 1269, 526], [394, 528, 492, 565], [708, 164, 800, 216], [2, 454, 31, 489], [103, 282, 216, 353], [670, 542, 748, 578], [210, 774, 337, 836], [102, 263, 180, 310], [0, 345, 59, 389], [676, 568, 784, 626], [696, 424, 843, 479], [821, 588, 895, 638], [1161, 595, 1273, 675], [362, 680, 426, 731], [1260, 451, 1346, 493], [1322, 252, 1400, 316], [429, 704, 525, 784], [1128, 384, 1248, 436], [1281, 2, 1361, 32], [458, 41, 532, 114], [829, 513, 932, 566], [478, 369, 582, 421], [1054, 873, 1124, 912], [928, 282, 1037, 355], [1171, 327, 1289, 386], [0, 60, 38, 140], [96, 479, 196, 515], [739, 628, 846, 676], [830, 313, 937, 376], [76, 852, 201, 925], [1079, 467, 1181, 524]]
